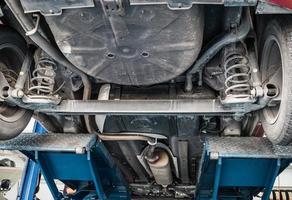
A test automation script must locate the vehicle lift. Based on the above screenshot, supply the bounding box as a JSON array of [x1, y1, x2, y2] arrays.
[[0, 122, 292, 200]]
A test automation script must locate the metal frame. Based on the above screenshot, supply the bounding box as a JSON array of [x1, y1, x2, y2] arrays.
[[17, 0, 261, 17], [26, 99, 265, 116], [20, 0, 94, 16], [196, 137, 292, 200], [35, 99, 239, 115], [1, 133, 130, 200], [17, 122, 46, 200], [17, 160, 40, 200], [15, 0, 292, 16], [129, 0, 257, 9]]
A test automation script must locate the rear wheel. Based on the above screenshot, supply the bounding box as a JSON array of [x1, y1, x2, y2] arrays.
[[259, 16, 292, 145], [0, 27, 32, 140]]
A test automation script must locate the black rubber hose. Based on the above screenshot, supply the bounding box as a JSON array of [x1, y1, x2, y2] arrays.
[[185, 9, 251, 92], [4, 0, 91, 101]]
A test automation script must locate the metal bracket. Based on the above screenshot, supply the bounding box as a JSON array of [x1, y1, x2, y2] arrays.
[[129, 0, 257, 10], [100, 0, 129, 45], [0, 71, 12, 101], [25, 14, 40, 36], [22, 94, 62, 105], [19, 0, 94, 16], [102, 0, 125, 15], [129, 0, 222, 10], [224, 0, 257, 6]]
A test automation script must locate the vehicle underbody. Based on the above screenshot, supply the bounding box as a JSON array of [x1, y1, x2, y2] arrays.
[[0, 0, 292, 198]]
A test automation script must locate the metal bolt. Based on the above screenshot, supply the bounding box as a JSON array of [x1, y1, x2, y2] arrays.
[[17, 90, 24, 98], [75, 147, 86, 154], [251, 88, 256, 97], [11, 89, 24, 98], [210, 152, 219, 160]]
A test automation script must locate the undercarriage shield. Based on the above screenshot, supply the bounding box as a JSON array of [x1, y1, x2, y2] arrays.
[[45, 2, 204, 85]]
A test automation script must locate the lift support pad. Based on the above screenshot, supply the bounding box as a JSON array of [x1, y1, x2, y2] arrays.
[[0, 133, 129, 200], [0, 133, 292, 200], [196, 137, 292, 200]]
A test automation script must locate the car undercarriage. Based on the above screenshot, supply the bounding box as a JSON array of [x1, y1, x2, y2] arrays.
[[0, 0, 292, 198]]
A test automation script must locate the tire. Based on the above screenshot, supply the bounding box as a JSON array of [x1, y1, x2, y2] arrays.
[[0, 27, 32, 140], [259, 16, 292, 145]]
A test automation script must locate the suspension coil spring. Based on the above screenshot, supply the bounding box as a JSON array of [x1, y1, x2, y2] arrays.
[[28, 56, 56, 96], [224, 53, 251, 99]]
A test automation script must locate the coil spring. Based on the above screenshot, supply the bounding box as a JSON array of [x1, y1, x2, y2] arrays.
[[29, 57, 56, 95], [224, 54, 251, 99]]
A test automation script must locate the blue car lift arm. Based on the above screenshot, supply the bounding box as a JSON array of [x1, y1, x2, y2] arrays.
[[196, 137, 292, 200], [1, 124, 292, 200], [0, 124, 129, 200], [17, 122, 46, 200]]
